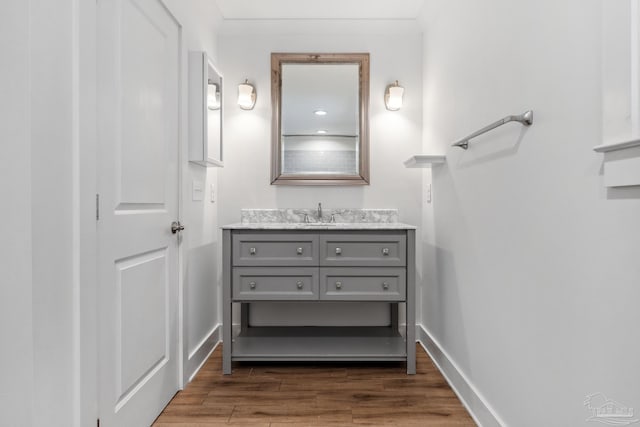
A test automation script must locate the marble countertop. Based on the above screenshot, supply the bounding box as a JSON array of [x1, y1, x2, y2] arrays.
[[222, 208, 416, 230], [221, 222, 417, 230]]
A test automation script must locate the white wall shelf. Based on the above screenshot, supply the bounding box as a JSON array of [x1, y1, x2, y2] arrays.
[[593, 138, 640, 153], [404, 155, 446, 168], [594, 138, 640, 187]]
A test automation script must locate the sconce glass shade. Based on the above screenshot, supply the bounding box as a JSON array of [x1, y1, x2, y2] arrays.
[[207, 82, 220, 110], [238, 79, 256, 110], [385, 80, 404, 111]]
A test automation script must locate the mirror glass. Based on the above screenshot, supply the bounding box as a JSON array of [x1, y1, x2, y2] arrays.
[[188, 52, 223, 167], [207, 61, 223, 165], [271, 53, 369, 185], [281, 64, 359, 175]]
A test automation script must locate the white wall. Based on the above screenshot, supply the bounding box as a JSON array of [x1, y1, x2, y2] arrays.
[[218, 32, 422, 224], [30, 0, 79, 425], [219, 32, 423, 324], [0, 1, 34, 426], [2, 0, 98, 425], [0, 0, 85, 425], [420, 1, 640, 426], [162, 0, 223, 383]]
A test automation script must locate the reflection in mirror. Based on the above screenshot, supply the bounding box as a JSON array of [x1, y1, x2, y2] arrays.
[[188, 52, 223, 167], [206, 62, 222, 165], [281, 64, 359, 175], [271, 53, 369, 185]]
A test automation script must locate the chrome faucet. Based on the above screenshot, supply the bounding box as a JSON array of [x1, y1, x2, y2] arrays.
[[317, 202, 323, 221]]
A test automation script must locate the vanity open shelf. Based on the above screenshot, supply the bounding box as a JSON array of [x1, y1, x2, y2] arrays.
[[222, 225, 416, 374], [232, 327, 406, 362]]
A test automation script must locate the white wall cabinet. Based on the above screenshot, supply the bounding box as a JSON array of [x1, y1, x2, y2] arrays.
[[189, 51, 223, 167]]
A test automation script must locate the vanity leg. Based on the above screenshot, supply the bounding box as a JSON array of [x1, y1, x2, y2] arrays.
[[390, 303, 399, 334], [222, 229, 232, 374], [241, 303, 250, 335], [406, 229, 416, 374]]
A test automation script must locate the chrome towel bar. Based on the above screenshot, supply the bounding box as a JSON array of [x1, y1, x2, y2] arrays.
[[452, 110, 533, 150]]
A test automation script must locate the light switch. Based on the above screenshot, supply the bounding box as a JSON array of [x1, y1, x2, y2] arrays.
[[210, 184, 215, 203], [192, 180, 203, 201], [426, 184, 432, 203]]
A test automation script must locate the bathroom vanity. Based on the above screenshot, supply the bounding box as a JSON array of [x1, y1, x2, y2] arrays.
[[221, 209, 416, 374]]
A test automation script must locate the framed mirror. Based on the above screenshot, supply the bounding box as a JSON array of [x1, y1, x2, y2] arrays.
[[271, 53, 369, 185]]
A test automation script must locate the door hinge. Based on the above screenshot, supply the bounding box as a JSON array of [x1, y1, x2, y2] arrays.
[[96, 194, 100, 221], [97, 418, 100, 427]]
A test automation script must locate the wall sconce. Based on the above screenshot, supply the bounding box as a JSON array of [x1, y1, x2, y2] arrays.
[[385, 80, 404, 111], [238, 79, 256, 110], [207, 81, 220, 110]]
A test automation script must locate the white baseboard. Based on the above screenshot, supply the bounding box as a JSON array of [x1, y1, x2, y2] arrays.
[[417, 325, 505, 427], [184, 324, 221, 384]]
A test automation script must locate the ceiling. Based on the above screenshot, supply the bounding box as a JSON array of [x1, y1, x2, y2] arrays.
[[214, 0, 425, 20]]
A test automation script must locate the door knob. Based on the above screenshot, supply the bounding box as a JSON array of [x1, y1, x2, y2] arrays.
[[171, 221, 185, 234]]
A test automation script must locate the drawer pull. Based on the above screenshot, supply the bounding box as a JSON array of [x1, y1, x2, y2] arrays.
[[296, 281, 304, 289], [382, 281, 389, 290], [335, 247, 342, 255], [297, 247, 303, 255], [249, 281, 256, 289], [335, 281, 342, 289], [249, 247, 256, 255], [382, 248, 390, 256]]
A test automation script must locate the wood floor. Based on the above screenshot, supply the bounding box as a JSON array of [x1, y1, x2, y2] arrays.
[[153, 344, 476, 426]]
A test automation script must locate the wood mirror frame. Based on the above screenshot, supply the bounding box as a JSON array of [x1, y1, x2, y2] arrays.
[[270, 53, 370, 186]]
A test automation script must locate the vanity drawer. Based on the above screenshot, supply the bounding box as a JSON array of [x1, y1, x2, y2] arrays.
[[320, 267, 406, 301], [232, 267, 319, 301], [320, 233, 406, 267], [233, 233, 319, 266]]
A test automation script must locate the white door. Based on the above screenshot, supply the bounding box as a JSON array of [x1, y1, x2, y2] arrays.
[[97, 0, 181, 425]]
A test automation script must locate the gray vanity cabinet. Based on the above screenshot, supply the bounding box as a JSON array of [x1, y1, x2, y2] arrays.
[[222, 228, 416, 374]]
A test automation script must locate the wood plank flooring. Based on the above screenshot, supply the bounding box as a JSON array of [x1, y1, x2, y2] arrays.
[[153, 344, 476, 426]]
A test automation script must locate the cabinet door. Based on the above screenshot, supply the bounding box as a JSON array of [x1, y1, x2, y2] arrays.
[[320, 233, 406, 267]]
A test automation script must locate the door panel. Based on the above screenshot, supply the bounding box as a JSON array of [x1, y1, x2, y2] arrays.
[[97, 0, 181, 425], [116, 249, 169, 405], [119, 0, 169, 206]]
